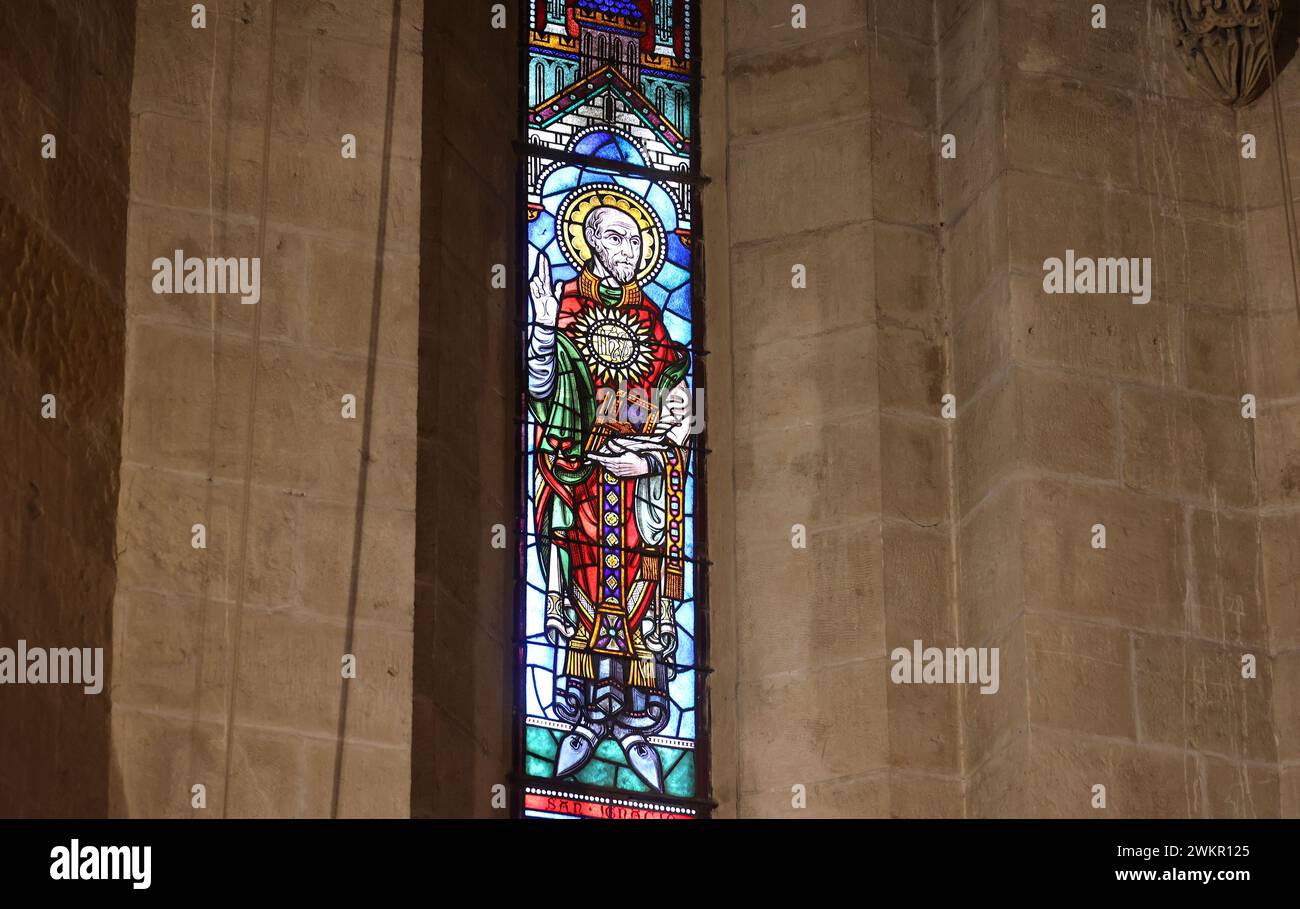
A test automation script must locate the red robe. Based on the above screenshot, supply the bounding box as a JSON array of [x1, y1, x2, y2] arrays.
[[538, 267, 689, 685]]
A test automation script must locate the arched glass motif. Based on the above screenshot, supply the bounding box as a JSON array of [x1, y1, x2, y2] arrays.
[[518, 0, 706, 820]]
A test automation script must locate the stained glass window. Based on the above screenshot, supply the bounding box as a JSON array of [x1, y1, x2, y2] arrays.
[[516, 0, 707, 820]]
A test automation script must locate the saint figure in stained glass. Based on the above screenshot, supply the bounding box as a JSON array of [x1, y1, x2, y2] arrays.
[[526, 187, 692, 792], [519, 0, 703, 819]]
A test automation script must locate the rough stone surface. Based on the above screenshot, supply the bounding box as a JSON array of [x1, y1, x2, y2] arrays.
[[0, 0, 135, 817], [111, 0, 423, 818]]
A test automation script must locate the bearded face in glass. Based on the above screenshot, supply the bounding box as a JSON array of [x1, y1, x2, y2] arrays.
[[584, 207, 642, 285]]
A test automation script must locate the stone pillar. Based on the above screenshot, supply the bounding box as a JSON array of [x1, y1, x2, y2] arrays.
[[947, 0, 1277, 817], [0, 0, 136, 818], [112, 0, 423, 817], [411, 1, 516, 819], [713, 0, 890, 817], [870, 0, 963, 818], [1239, 39, 1300, 820]]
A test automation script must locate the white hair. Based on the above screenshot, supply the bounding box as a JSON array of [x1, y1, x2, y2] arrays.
[[584, 206, 638, 236]]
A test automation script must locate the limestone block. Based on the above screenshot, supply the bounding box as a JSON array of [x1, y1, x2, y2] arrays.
[[125, 204, 310, 343], [1135, 95, 1240, 210], [112, 589, 230, 719], [301, 501, 414, 628], [267, 138, 420, 252], [1273, 650, 1300, 762], [939, 80, 1002, 224], [870, 30, 935, 130], [242, 343, 415, 507], [109, 711, 222, 818], [1133, 634, 1276, 762], [965, 731, 1029, 816], [1001, 0, 1144, 93], [962, 616, 1027, 768], [1184, 309, 1249, 397], [1021, 477, 1187, 631], [952, 267, 1010, 399], [1249, 308, 1300, 401], [1189, 507, 1268, 648], [1006, 74, 1138, 190], [884, 522, 954, 645], [1261, 510, 1300, 650], [307, 240, 419, 364], [874, 0, 935, 43], [728, 31, 870, 139], [737, 522, 885, 679], [130, 112, 265, 216], [1283, 767, 1300, 818], [738, 657, 889, 791], [304, 738, 411, 818], [439, 41, 516, 187], [222, 725, 310, 819], [938, 0, 983, 40], [1256, 398, 1300, 505], [1119, 385, 1256, 508], [955, 366, 1016, 511], [1202, 756, 1280, 818], [1026, 614, 1135, 738], [888, 673, 961, 774], [945, 181, 1005, 314], [120, 321, 251, 475], [731, 221, 875, 351], [738, 771, 890, 818], [1010, 274, 1181, 384], [728, 118, 874, 245], [958, 480, 1025, 645], [430, 453, 512, 610], [415, 699, 509, 818], [875, 224, 941, 333], [116, 465, 238, 599], [734, 412, 883, 532], [1236, 116, 1300, 211], [873, 119, 937, 226], [878, 324, 945, 414], [1028, 728, 1195, 818], [280, 0, 424, 54], [1018, 364, 1119, 480], [436, 150, 506, 271], [735, 322, 878, 427], [1006, 171, 1107, 276], [888, 770, 963, 817], [427, 589, 510, 744], [132, 6, 311, 138], [1244, 204, 1296, 314], [234, 609, 412, 744], [725, 0, 868, 57], [1137, 204, 1246, 313], [881, 414, 947, 525], [309, 37, 421, 160], [939, 0, 998, 113]]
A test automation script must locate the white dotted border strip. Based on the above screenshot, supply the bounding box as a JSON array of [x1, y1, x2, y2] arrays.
[[524, 715, 695, 750]]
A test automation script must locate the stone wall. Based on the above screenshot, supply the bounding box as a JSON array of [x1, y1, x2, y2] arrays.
[[945, 0, 1279, 817], [411, 2, 516, 819], [704, 0, 959, 817], [704, 0, 1292, 818], [111, 0, 422, 817], [0, 0, 136, 817], [4, 0, 1293, 820], [1240, 29, 1300, 820]]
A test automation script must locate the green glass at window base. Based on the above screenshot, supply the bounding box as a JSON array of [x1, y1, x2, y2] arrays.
[[524, 725, 696, 799]]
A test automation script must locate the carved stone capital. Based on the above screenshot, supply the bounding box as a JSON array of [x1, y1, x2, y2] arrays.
[[1169, 0, 1282, 106]]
